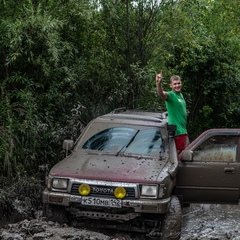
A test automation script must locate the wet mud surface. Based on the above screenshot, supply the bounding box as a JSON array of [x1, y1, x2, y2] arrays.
[[1, 204, 240, 239], [181, 204, 240, 239]]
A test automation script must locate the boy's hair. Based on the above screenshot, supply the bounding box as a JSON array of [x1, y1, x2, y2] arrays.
[[170, 75, 181, 82]]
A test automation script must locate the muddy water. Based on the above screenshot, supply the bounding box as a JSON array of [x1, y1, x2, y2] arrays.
[[1, 203, 240, 239], [181, 204, 240, 239]]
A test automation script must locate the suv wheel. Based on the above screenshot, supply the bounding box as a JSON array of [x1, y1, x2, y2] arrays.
[[43, 204, 68, 224], [160, 196, 182, 240]]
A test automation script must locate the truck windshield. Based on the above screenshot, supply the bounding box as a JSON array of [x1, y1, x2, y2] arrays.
[[82, 127, 163, 156]]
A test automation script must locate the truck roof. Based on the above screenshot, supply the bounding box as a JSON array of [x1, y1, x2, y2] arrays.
[[96, 108, 168, 125]]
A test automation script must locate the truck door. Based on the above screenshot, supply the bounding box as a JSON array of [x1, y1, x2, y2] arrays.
[[175, 130, 240, 204]]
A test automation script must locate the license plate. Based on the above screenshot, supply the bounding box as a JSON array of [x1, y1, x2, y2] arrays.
[[81, 196, 122, 208]]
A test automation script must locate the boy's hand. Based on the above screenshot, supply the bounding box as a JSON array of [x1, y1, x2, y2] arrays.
[[156, 71, 162, 84]]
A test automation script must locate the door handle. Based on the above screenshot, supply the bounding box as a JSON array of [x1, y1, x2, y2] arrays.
[[224, 167, 236, 174]]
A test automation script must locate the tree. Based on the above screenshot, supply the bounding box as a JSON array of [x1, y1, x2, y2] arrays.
[[0, 0, 91, 178], [89, 0, 168, 109], [150, 0, 240, 138]]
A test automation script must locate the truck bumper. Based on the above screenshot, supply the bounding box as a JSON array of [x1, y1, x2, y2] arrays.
[[42, 188, 170, 214]]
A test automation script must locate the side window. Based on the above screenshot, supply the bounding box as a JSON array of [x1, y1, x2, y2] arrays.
[[193, 135, 238, 162]]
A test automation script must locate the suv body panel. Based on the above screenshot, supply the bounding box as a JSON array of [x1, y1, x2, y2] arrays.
[[49, 152, 170, 183]]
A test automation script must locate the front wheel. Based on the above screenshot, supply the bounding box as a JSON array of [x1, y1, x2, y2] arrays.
[[160, 196, 182, 240]]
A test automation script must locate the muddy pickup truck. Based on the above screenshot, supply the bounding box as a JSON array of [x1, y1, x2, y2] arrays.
[[42, 108, 240, 240]]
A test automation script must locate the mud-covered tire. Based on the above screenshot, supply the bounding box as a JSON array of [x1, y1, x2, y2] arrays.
[[161, 196, 182, 240], [42, 204, 69, 225]]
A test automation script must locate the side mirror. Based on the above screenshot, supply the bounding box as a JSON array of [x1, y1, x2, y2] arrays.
[[181, 150, 193, 162], [62, 139, 74, 151]]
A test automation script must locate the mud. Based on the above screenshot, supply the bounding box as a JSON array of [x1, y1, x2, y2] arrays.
[[181, 204, 240, 239], [1, 204, 240, 239]]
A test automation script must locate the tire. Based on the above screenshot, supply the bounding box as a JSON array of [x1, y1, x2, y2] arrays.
[[160, 196, 182, 240], [42, 204, 68, 225]]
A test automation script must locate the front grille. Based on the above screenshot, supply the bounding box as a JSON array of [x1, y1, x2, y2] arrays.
[[71, 183, 136, 199]]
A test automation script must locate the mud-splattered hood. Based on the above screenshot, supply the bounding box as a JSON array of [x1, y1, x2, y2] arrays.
[[50, 151, 169, 183]]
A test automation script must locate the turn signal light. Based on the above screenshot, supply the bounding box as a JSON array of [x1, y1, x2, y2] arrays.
[[49, 197, 63, 203]]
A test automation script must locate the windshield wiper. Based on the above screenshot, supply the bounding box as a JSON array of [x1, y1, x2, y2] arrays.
[[116, 130, 140, 155]]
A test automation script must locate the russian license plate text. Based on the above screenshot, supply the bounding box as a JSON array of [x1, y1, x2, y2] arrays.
[[81, 197, 122, 208]]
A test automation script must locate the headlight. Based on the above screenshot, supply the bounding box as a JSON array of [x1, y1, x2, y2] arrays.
[[141, 185, 158, 198], [52, 178, 68, 190]]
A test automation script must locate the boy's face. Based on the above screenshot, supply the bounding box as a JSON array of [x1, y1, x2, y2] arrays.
[[170, 79, 182, 93]]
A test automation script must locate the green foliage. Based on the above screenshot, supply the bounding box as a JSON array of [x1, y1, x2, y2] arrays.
[[0, 0, 240, 181], [88, 0, 167, 109], [0, 0, 90, 178], [150, 0, 240, 138]]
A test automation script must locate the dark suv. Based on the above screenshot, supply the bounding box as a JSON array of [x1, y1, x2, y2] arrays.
[[42, 109, 240, 240]]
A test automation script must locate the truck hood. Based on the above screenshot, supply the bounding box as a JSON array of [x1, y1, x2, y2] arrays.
[[50, 151, 168, 183]]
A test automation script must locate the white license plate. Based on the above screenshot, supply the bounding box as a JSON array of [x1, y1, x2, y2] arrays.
[[81, 196, 122, 208]]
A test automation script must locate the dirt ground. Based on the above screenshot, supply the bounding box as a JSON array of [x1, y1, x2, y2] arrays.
[[1, 204, 240, 240], [181, 204, 240, 240]]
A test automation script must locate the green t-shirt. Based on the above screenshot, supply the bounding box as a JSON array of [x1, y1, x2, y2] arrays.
[[165, 91, 187, 136]]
